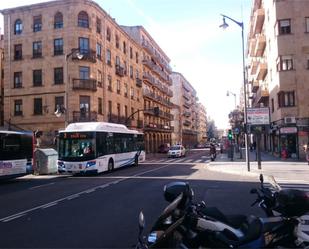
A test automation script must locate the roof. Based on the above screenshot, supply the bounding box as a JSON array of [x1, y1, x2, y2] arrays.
[[61, 122, 142, 134]]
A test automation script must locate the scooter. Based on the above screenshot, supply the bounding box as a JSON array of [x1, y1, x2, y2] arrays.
[[135, 176, 309, 248]]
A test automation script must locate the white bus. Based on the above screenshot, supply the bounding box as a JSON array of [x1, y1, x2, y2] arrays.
[[0, 131, 34, 179], [57, 122, 145, 174]]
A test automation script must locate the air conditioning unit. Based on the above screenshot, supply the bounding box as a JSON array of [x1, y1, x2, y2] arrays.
[[284, 117, 296, 124]]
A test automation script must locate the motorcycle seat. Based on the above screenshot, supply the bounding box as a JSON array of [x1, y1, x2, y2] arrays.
[[200, 206, 246, 229]]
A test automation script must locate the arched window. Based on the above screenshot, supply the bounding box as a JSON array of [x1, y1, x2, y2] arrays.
[[54, 12, 63, 29], [78, 11, 89, 28], [14, 19, 23, 35]]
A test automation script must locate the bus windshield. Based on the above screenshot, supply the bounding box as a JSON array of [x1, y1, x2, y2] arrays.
[[58, 132, 95, 161]]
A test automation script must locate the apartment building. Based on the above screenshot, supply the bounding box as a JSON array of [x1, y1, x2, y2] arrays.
[[247, 0, 309, 159], [0, 0, 143, 146], [0, 35, 3, 126], [197, 103, 207, 144], [122, 26, 173, 153], [170, 72, 198, 148]]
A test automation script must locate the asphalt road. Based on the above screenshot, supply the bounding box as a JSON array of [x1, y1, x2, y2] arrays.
[[0, 150, 268, 248]]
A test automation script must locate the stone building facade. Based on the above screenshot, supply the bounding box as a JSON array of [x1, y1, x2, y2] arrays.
[[247, 0, 309, 159], [121, 26, 173, 153], [0, 35, 3, 126], [170, 72, 199, 148], [0, 0, 143, 146], [197, 103, 207, 144]]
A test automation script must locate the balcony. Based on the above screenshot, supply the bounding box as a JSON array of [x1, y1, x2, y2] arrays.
[[252, 8, 265, 35], [115, 65, 125, 77], [254, 34, 266, 57], [167, 89, 173, 97], [256, 61, 268, 81], [183, 101, 190, 109], [142, 58, 170, 83], [144, 123, 174, 132], [143, 89, 174, 108], [143, 108, 173, 120], [183, 111, 191, 117], [183, 92, 190, 100], [250, 60, 258, 75], [73, 111, 97, 122], [256, 86, 269, 104], [107, 114, 131, 126], [72, 79, 97, 91], [182, 129, 198, 135], [248, 38, 257, 57], [136, 78, 143, 87], [251, 80, 259, 93], [72, 49, 96, 63], [183, 120, 192, 126]]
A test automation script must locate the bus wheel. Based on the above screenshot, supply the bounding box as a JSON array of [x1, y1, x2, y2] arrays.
[[134, 155, 139, 167], [108, 159, 114, 172]]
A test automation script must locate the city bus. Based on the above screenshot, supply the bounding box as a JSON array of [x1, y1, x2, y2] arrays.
[[57, 122, 145, 174], [0, 131, 34, 179]]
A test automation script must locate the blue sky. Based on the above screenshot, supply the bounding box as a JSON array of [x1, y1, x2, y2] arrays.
[[0, 0, 252, 129]]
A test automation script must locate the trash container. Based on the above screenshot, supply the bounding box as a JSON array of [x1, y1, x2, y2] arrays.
[[34, 148, 58, 175]]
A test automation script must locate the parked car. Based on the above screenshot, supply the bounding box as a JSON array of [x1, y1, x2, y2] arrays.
[[167, 145, 186, 158], [158, 143, 170, 153]]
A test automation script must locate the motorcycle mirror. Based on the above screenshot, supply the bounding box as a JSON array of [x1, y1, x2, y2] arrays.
[[138, 211, 145, 230], [250, 188, 258, 194], [259, 174, 264, 184]]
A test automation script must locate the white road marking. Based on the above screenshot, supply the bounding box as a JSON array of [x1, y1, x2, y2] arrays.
[[0, 163, 173, 222], [29, 182, 55, 190]]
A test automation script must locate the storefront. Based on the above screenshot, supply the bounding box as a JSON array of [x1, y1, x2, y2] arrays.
[[279, 127, 298, 159]]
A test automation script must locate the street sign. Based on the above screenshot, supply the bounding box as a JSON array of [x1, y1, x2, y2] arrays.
[[247, 107, 270, 125]]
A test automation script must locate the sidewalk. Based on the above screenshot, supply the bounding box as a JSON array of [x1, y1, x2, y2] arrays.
[[208, 150, 309, 182]]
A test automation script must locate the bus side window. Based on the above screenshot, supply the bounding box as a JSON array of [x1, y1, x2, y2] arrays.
[[106, 134, 114, 154], [96, 132, 105, 157]]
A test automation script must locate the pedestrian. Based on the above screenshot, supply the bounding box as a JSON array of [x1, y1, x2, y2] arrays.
[[303, 143, 309, 165]]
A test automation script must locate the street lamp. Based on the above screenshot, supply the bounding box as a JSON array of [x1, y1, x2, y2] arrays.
[[220, 14, 250, 171], [55, 48, 83, 127], [226, 90, 236, 109]]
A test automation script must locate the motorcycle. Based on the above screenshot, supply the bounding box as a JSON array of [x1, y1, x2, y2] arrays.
[[135, 176, 309, 248]]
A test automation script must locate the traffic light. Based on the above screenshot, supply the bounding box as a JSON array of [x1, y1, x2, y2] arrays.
[[154, 107, 160, 116], [228, 129, 233, 140]]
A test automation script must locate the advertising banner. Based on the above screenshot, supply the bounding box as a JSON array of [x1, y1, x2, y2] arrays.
[[247, 107, 270, 125]]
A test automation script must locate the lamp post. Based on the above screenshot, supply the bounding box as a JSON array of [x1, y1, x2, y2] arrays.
[[220, 14, 250, 171], [55, 48, 83, 127], [226, 90, 237, 109]]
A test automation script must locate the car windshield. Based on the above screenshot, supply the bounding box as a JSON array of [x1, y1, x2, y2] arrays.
[[170, 146, 181, 150]]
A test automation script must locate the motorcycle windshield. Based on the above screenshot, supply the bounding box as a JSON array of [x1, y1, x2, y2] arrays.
[[268, 175, 281, 191]]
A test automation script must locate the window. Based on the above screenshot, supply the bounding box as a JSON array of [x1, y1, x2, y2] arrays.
[[14, 19, 22, 35], [130, 65, 133, 78], [54, 67, 63, 84], [277, 55, 293, 71], [130, 87, 134, 99], [33, 69, 42, 86], [106, 27, 111, 41], [79, 66, 90, 79], [123, 41, 126, 54], [108, 101, 112, 119], [306, 17, 309, 33], [136, 69, 139, 79], [78, 11, 89, 28], [271, 98, 274, 113], [14, 44, 22, 60], [124, 83, 128, 97], [117, 103, 121, 120], [54, 12, 63, 29], [98, 98, 103, 114], [96, 17, 101, 34], [124, 105, 128, 119], [14, 72, 22, 88], [97, 70, 102, 87], [115, 35, 120, 49], [115, 56, 120, 66], [79, 37, 89, 54], [34, 98, 43, 115], [33, 15, 42, 32], [107, 75, 112, 91], [54, 38, 63, 55], [136, 52, 139, 63], [55, 96, 64, 112], [106, 49, 111, 65], [278, 91, 295, 107], [130, 47, 133, 59], [96, 43, 102, 60], [117, 80, 121, 94], [131, 107, 135, 120], [33, 41, 42, 58], [278, 19, 291, 35], [14, 99, 23, 116]]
